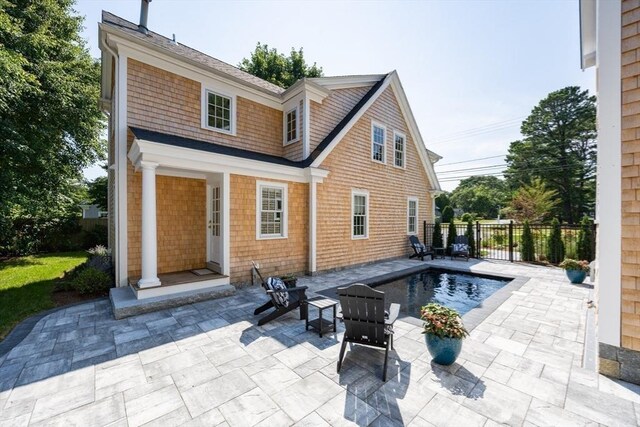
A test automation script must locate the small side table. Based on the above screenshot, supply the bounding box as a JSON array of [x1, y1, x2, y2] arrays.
[[305, 297, 338, 337], [434, 247, 446, 259]]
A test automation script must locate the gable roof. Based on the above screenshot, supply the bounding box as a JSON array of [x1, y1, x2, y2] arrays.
[[309, 71, 441, 191], [101, 11, 284, 96]]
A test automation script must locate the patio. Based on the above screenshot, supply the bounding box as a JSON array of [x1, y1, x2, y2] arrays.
[[0, 258, 639, 426]]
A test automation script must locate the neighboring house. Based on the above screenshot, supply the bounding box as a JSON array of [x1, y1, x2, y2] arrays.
[[98, 10, 441, 302], [580, 0, 640, 384], [80, 203, 107, 219]]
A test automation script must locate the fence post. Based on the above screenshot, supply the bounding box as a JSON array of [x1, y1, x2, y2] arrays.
[[509, 220, 514, 262], [475, 221, 481, 258], [423, 220, 427, 247]]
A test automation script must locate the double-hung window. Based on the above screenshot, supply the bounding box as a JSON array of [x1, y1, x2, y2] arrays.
[[394, 132, 406, 168], [203, 89, 234, 134], [371, 122, 386, 163], [407, 197, 418, 235], [284, 107, 299, 144], [352, 190, 369, 239], [257, 182, 288, 239]]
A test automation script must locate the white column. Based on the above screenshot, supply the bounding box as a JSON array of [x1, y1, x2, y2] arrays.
[[138, 161, 161, 288]]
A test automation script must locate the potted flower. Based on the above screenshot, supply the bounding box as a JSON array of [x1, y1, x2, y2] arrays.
[[420, 303, 468, 365], [279, 274, 297, 288], [559, 259, 590, 284]]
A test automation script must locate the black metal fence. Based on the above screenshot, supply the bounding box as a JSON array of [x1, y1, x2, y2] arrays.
[[423, 221, 596, 263]]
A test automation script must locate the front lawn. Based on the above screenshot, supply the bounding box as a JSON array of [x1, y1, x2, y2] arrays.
[[0, 251, 88, 340]]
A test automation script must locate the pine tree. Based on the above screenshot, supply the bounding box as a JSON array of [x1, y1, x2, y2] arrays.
[[520, 220, 535, 262], [577, 216, 594, 261], [432, 221, 444, 248], [446, 220, 457, 255], [442, 206, 454, 224], [546, 218, 565, 263], [465, 220, 476, 258]]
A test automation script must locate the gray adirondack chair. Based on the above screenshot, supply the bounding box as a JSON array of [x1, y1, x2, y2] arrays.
[[409, 235, 434, 261], [336, 283, 400, 381], [451, 235, 470, 261]]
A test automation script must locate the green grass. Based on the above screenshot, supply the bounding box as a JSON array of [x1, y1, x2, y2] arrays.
[[0, 251, 88, 340]]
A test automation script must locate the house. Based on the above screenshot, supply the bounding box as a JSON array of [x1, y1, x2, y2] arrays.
[[98, 8, 441, 309], [580, 0, 640, 384], [80, 203, 107, 219]]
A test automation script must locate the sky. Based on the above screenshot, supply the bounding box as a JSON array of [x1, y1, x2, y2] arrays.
[[77, 0, 595, 191]]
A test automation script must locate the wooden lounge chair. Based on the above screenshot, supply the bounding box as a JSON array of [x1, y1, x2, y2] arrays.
[[336, 283, 400, 381], [451, 235, 470, 261], [252, 261, 308, 326], [409, 235, 434, 261]]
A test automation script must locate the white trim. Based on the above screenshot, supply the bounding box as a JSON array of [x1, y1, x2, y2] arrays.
[[206, 183, 212, 263], [281, 79, 330, 103], [393, 130, 407, 169], [201, 87, 236, 135], [407, 197, 418, 235], [594, 0, 621, 347], [351, 189, 369, 240], [303, 96, 311, 159], [283, 105, 300, 145], [222, 172, 231, 276], [371, 120, 387, 164], [309, 75, 386, 90], [102, 30, 284, 109], [256, 181, 289, 240], [580, 0, 597, 70], [129, 139, 309, 183], [116, 51, 128, 287], [309, 177, 318, 273]]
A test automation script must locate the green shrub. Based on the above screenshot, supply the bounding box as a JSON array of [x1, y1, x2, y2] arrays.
[[442, 206, 454, 224], [71, 266, 113, 295], [520, 220, 535, 262], [83, 224, 108, 249], [461, 213, 473, 223], [465, 220, 476, 257], [546, 218, 565, 264], [577, 216, 594, 261], [432, 221, 444, 248], [446, 221, 457, 255]]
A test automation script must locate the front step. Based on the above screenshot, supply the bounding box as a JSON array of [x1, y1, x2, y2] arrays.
[[110, 284, 236, 319], [130, 275, 230, 299]]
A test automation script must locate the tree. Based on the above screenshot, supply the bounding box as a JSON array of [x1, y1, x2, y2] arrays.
[[446, 220, 457, 255], [87, 176, 108, 211], [546, 218, 565, 263], [577, 215, 594, 261], [432, 221, 443, 248], [449, 176, 508, 219], [239, 43, 323, 88], [520, 220, 535, 262], [435, 193, 452, 212], [505, 87, 596, 223], [442, 206, 454, 224], [465, 220, 476, 258], [506, 179, 558, 223], [0, 1, 104, 247]]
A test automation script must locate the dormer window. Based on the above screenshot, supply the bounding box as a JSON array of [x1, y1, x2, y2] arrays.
[[202, 88, 235, 134], [284, 106, 299, 145]]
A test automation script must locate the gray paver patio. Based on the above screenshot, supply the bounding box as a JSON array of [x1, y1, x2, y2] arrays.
[[1, 258, 639, 426]]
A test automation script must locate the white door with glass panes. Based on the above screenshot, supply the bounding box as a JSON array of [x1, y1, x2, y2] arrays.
[[209, 185, 221, 269]]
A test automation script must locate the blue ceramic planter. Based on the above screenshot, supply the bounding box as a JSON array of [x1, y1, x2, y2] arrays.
[[565, 269, 587, 284], [425, 334, 463, 365]]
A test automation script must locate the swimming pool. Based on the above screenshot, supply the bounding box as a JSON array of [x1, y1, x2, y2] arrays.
[[319, 268, 511, 319], [371, 268, 510, 318]]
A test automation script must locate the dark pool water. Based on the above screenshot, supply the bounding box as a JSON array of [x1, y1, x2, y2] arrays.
[[372, 269, 510, 318]]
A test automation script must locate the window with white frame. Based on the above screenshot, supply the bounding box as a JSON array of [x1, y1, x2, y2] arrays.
[[394, 132, 406, 168], [407, 198, 418, 235], [352, 191, 369, 238], [257, 182, 287, 239], [371, 123, 386, 163], [205, 90, 232, 132], [285, 107, 298, 144]]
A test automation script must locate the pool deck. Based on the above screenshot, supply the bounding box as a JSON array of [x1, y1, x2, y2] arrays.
[[1, 258, 639, 426]]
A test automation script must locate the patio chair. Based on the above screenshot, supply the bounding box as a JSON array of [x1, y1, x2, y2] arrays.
[[451, 235, 470, 261], [408, 235, 434, 261], [336, 283, 400, 381], [251, 261, 308, 326]]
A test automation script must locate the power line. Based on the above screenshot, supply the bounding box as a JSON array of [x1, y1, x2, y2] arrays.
[[427, 117, 525, 142], [436, 163, 584, 182], [437, 163, 507, 174], [435, 154, 508, 167], [428, 121, 524, 146]]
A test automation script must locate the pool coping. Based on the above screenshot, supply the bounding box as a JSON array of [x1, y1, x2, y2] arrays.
[[318, 263, 528, 330]]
